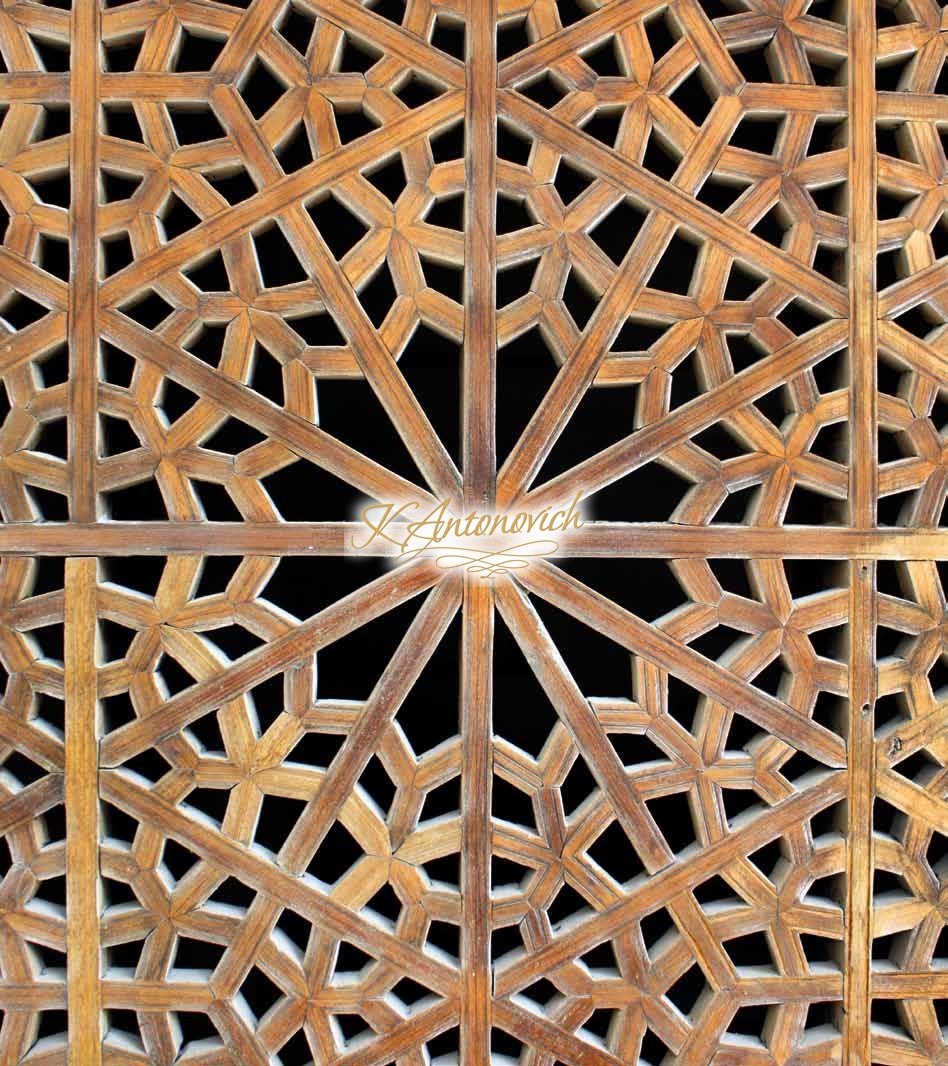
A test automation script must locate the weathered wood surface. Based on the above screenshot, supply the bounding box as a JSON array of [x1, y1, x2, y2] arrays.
[[0, 0, 943, 1062]]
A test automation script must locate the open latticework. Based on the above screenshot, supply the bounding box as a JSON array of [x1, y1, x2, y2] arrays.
[[0, 0, 944, 1062]]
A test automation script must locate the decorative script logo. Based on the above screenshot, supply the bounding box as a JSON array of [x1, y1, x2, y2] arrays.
[[351, 494, 585, 578]]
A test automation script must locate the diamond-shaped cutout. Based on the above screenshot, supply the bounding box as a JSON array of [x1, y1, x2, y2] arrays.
[[276, 120, 314, 174], [646, 229, 699, 295], [307, 821, 363, 885], [277, 2, 315, 57], [119, 288, 175, 329], [582, 36, 625, 77], [671, 65, 718, 126], [238, 58, 287, 119]]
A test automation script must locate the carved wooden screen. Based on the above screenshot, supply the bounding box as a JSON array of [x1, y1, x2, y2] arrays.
[[0, 0, 944, 1063]]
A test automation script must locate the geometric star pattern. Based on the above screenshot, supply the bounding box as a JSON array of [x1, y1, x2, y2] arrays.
[[0, 0, 943, 1064]]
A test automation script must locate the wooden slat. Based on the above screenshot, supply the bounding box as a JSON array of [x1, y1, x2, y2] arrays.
[[844, 0, 878, 1059], [65, 558, 101, 1066], [462, 0, 496, 509], [460, 577, 493, 1065], [68, 0, 98, 521], [0, 522, 945, 558]]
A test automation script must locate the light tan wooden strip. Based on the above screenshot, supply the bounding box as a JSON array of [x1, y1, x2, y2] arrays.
[[878, 319, 948, 382], [0, 72, 70, 100], [872, 972, 948, 998], [0, 523, 946, 558], [0, 707, 64, 770], [740, 83, 848, 113], [211, 0, 285, 77], [99, 73, 218, 99], [0, 246, 69, 310], [65, 558, 101, 1066], [845, 1, 878, 1059], [846, 562, 876, 1066], [101, 981, 214, 1010], [0, 774, 63, 836], [876, 91, 948, 121], [68, 0, 98, 521], [0, 311, 67, 377], [0, 983, 68, 1010]]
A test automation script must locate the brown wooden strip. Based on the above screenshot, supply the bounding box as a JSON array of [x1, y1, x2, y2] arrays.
[[0, 72, 70, 101], [845, 0, 878, 1059], [876, 91, 948, 121], [68, 0, 98, 521], [0, 774, 63, 836], [0, 522, 946, 558], [460, 577, 493, 1065], [462, 0, 496, 508], [0, 983, 68, 1010], [65, 558, 101, 1066]]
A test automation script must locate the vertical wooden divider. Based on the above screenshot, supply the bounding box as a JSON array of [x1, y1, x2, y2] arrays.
[[65, 558, 101, 1065], [845, 0, 878, 1060], [68, 0, 99, 521], [461, 0, 497, 1059], [462, 0, 497, 512], [461, 577, 494, 1063]]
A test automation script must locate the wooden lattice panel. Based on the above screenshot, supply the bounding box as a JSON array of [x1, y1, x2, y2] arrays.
[[0, 0, 944, 1063]]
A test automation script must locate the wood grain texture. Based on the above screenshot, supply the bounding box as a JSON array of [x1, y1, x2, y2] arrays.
[[65, 558, 101, 1066], [0, 0, 943, 1060]]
